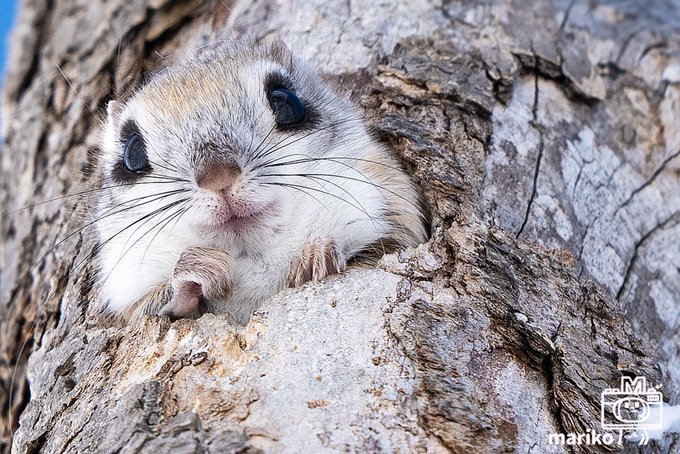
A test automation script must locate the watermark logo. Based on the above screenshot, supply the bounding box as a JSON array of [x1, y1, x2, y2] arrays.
[[548, 375, 663, 447], [601, 376, 663, 445]]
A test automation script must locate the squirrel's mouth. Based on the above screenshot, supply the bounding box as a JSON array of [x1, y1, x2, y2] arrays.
[[218, 213, 260, 232], [209, 201, 274, 234]]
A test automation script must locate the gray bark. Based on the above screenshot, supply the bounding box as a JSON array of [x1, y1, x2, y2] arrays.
[[1, 0, 679, 453]]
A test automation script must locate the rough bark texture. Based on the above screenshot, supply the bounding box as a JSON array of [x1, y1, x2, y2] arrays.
[[1, 0, 679, 453]]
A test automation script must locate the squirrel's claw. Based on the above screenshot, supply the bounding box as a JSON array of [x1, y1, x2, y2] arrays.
[[287, 236, 346, 288], [160, 247, 233, 320]]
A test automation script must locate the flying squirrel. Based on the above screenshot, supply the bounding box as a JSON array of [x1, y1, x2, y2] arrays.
[[94, 37, 428, 324]]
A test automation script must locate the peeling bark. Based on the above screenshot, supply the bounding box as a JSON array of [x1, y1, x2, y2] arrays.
[[2, 0, 679, 453]]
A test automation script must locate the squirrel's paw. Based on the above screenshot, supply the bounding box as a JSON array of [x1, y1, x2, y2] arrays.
[[286, 236, 346, 288], [159, 247, 233, 320]]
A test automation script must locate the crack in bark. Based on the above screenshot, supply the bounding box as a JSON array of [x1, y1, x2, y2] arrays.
[[336, 0, 351, 45], [615, 148, 680, 217], [512, 51, 601, 105], [638, 41, 668, 64], [542, 353, 573, 447], [615, 212, 680, 301], [558, 0, 576, 32], [571, 165, 583, 198], [12, 0, 54, 101], [59, 408, 94, 454], [615, 28, 641, 65], [516, 72, 543, 239], [577, 215, 600, 280]]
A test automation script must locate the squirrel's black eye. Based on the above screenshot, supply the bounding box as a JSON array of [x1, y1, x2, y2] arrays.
[[123, 132, 150, 173], [268, 87, 306, 127]]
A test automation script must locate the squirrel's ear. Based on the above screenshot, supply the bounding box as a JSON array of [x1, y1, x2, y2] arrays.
[[270, 39, 293, 71], [106, 100, 122, 123]]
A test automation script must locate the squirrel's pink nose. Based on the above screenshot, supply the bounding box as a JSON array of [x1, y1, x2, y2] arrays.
[[196, 162, 241, 193]]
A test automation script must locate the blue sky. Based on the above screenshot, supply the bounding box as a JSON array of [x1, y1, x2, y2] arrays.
[[0, 1, 18, 80]]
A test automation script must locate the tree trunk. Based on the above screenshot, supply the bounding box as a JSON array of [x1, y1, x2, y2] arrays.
[[2, 0, 679, 452]]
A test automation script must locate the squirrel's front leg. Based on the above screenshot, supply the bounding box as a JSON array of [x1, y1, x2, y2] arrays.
[[286, 236, 346, 288], [159, 247, 233, 320]]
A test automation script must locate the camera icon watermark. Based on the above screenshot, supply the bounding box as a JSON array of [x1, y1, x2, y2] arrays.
[[601, 376, 663, 444], [548, 375, 665, 447]]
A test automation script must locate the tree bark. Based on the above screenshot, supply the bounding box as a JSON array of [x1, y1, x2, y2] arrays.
[[2, 0, 679, 452]]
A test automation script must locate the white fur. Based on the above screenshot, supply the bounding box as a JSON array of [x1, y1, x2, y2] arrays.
[[95, 42, 399, 323]]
